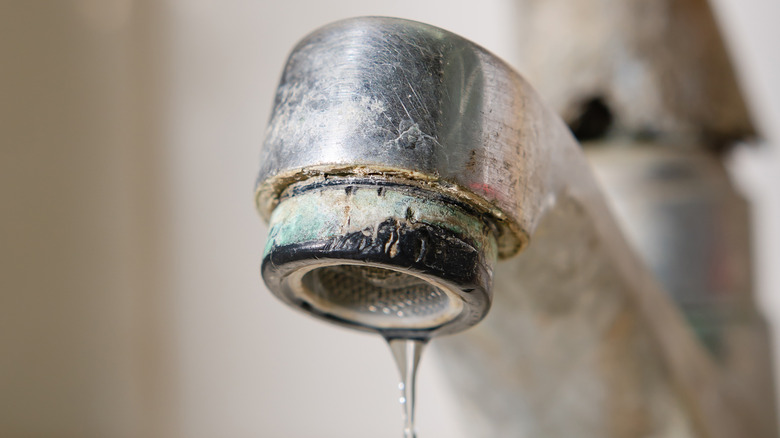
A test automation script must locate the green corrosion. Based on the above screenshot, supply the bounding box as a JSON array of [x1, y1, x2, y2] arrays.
[[264, 182, 498, 263]]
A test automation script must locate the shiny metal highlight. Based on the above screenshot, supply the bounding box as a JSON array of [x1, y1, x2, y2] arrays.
[[256, 17, 776, 438]]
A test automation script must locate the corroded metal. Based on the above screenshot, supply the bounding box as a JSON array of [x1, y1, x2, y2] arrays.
[[256, 16, 577, 258], [262, 179, 497, 338], [256, 17, 776, 438]]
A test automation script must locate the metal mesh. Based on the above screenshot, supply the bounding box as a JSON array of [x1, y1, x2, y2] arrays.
[[303, 265, 451, 320]]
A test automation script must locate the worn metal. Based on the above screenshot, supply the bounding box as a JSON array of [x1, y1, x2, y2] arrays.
[[256, 16, 579, 259], [262, 179, 498, 338], [256, 17, 776, 438]]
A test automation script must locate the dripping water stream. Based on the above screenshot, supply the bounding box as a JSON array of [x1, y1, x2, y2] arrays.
[[386, 338, 427, 438]]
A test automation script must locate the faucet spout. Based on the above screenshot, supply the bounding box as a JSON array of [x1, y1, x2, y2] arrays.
[[256, 17, 775, 438], [257, 16, 566, 336]]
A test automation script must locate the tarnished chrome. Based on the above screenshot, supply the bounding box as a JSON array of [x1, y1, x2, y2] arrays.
[[261, 181, 498, 338], [256, 17, 776, 438], [256, 16, 577, 258], [256, 16, 570, 337]]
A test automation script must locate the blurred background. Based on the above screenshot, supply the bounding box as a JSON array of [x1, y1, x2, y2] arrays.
[[1, 1, 778, 437]]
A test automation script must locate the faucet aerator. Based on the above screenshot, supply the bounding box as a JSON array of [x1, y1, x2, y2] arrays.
[[261, 179, 498, 338]]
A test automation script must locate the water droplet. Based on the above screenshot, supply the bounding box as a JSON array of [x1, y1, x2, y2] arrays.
[[386, 338, 427, 438]]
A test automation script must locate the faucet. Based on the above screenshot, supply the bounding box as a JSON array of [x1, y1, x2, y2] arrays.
[[256, 16, 777, 438]]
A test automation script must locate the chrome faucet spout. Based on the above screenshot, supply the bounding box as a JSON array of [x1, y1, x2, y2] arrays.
[[256, 17, 776, 438]]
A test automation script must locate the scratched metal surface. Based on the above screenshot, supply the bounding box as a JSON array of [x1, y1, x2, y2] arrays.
[[256, 17, 777, 438], [256, 17, 576, 258]]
